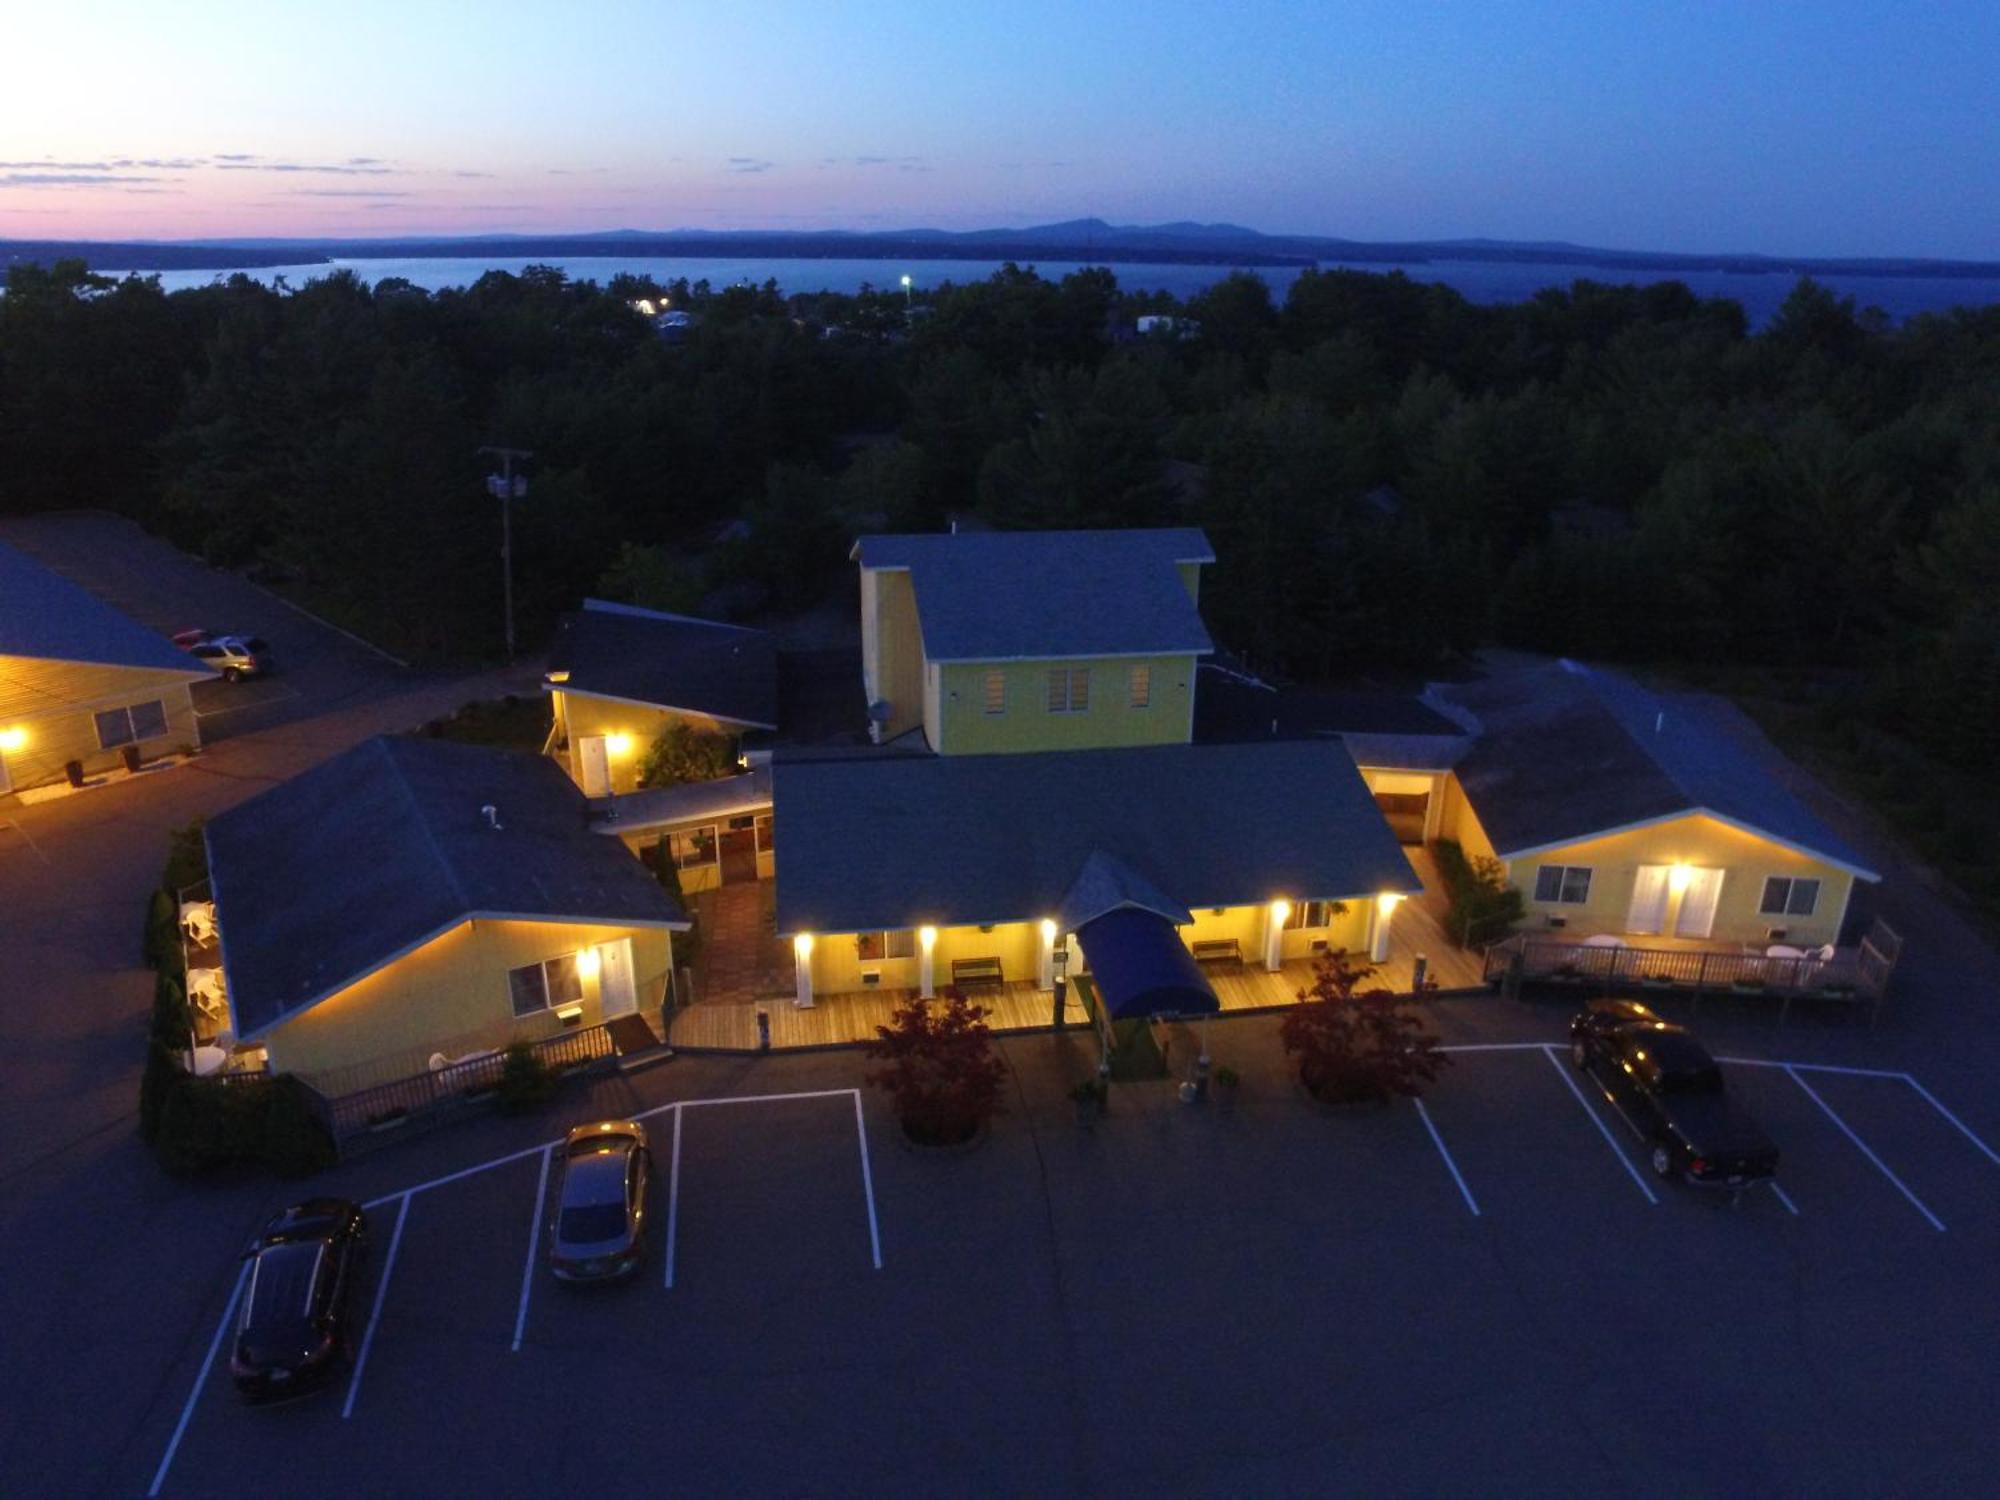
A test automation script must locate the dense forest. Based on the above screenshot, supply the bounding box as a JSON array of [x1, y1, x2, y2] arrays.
[[2, 256, 1997, 800]]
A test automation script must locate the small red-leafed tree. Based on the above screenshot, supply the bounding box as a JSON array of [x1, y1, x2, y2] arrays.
[[1280, 948, 1449, 1105], [867, 988, 1007, 1146]]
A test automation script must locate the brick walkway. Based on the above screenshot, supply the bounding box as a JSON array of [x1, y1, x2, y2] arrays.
[[692, 881, 794, 1004]]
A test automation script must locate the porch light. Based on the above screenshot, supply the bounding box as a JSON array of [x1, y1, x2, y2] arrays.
[[1038, 919, 1057, 943], [575, 947, 602, 981], [919, 925, 938, 950], [1376, 893, 1405, 915], [1269, 899, 1291, 924], [1669, 863, 1692, 894], [606, 733, 634, 756], [793, 933, 815, 959], [0, 726, 23, 752]]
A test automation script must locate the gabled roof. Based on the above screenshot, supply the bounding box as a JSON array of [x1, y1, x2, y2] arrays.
[[850, 528, 1215, 662], [0, 541, 214, 678], [547, 600, 777, 729], [772, 739, 1417, 936], [1054, 850, 1195, 934], [208, 736, 685, 1040], [1435, 662, 1879, 879], [598, 766, 772, 835]]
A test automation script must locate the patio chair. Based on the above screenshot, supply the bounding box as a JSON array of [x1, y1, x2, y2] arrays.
[[179, 901, 217, 945], [186, 967, 226, 1005]]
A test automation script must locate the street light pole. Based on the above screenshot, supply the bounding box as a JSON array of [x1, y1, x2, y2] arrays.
[[478, 445, 531, 660], [900, 273, 912, 307]]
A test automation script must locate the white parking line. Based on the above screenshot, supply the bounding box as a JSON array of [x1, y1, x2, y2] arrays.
[[1540, 1045, 1661, 1205], [854, 1091, 884, 1269], [1412, 1098, 1481, 1216], [1900, 1076, 2000, 1168], [1438, 1042, 1557, 1054], [342, 1195, 411, 1418], [664, 1104, 683, 1290], [1716, 1057, 1907, 1079], [511, 1146, 552, 1352], [1769, 1181, 1802, 1216], [191, 684, 301, 718], [146, 1261, 248, 1498], [1784, 1067, 1946, 1233]]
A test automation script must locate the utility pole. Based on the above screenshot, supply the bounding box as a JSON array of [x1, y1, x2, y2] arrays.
[[478, 446, 531, 660]]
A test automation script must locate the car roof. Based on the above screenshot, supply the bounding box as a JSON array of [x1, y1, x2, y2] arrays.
[[246, 1241, 326, 1324], [1617, 1024, 1716, 1073], [560, 1143, 632, 1207]]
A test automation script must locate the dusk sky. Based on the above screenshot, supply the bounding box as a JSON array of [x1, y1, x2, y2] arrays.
[[4, 0, 1997, 256]]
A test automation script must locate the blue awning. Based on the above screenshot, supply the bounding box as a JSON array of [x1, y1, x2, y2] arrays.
[[1074, 906, 1220, 1021]]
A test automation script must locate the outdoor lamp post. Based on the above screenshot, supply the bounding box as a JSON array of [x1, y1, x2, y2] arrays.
[[479, 445, 532, 660], [901, 273, 912, 306]]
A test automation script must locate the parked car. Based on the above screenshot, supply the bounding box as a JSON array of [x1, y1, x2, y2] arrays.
[[183, 632, 274, 681], [548, 1121, 652, 1282], [231, 1199, 368, 1403], [1569, 999, 1780, 1189]]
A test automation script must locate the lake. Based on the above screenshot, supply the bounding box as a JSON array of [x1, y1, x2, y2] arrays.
[[136, 253, 2000, 327]]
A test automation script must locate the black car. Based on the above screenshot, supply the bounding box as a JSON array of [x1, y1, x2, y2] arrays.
[[231, 1199, 367, 1403], [1569, 1000, 1780, 1189]]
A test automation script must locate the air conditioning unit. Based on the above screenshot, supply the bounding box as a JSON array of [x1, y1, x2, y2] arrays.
[[1545, 915, 1567, 929], [1766, 926, 1788, 942], [861, 969, 882, 987], [1309, 938, 1329, 953], [555, 1004, 584, 1028]]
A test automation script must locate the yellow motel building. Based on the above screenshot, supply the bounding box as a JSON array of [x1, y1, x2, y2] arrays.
[[0, 540, 214, 795], [204, 735, 687, 1094]]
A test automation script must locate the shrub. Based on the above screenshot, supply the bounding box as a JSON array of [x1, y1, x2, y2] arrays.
[[495, 1041, 558, 1113], [638, 722, 739, 789], [1281, 948, 1449, 1105], [142, 888, 180, 971], [263, 1077, 338, 1175], [151, 968, 192, 1050], [1430, 838, 1523, 948], [866, 989, 1007, 1146], [154, 1076, 271, 1176], [139, 1042, 183, 1144], [161, 819, 208, 897]]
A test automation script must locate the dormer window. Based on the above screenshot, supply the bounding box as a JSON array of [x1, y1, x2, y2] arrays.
[[983, 670, 1006, 715], [1047, 667, 1090, 714]]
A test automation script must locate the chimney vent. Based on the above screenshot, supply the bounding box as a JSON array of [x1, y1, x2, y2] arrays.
[[1655, 711, 1665, 735], [481, 804, 502, 830]]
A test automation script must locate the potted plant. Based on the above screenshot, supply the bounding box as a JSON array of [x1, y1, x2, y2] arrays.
[[1068, 1076, 1108, 1126], [1211, 1065, 1241, 1114], [1281, 949, 1449, 1109], [866, 988, 1005, 1148]]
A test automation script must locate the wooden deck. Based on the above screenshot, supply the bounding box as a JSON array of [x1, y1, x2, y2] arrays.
[[668, 979, 1085, 1050]]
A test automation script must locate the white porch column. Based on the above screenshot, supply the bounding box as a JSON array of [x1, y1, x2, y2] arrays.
[[1370, 895, 1402, 963], [1263, 901, 1289, 971], [919, 926, 938, 998], [793, 933, 816, 1008], [1037, 919, 1058, 989]]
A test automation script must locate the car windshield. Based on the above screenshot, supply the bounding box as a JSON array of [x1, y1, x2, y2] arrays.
[[243, 1242, 324, 1329], [558, 1203, 629, 1244]]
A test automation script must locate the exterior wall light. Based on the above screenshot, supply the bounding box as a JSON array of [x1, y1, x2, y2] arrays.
[[606, 733, 634, 756], [1269, 899, 1292, 924], [919, 925, 939, 950], [0, 727, 24, 752], [1669, 863, 1693, 894], [575, 947, 602, 981], [793, 932, 815, 959], [1038, 919, 1057, 943]]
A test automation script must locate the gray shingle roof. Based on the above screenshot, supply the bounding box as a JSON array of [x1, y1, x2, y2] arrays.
[[208, 736, 684, 1039], [598, 766, 772, 834], [851, 529, 1215, 662], [0, 541, 214, 677], [1193, 664, 1470, 770], [772, 739, 1418, 935], [548, 600, 777, 728], [1437, 662, 1878, 877]]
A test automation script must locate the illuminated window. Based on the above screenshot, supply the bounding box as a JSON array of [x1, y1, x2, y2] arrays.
[[856, 930, 918, 961], [1760, 877, 1820, 917], [1047, 667, 1090, 714], [508, 954, 583, 1017], [1283, 900, 1334, 930], [983, 670, 1006, 715], [1533, 865, 1593, 904], [665, 825, 717, 868], [1129, 665, 1151, 709]]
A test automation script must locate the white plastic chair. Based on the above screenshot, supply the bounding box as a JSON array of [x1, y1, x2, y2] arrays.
[[179, 901, 217, 945]]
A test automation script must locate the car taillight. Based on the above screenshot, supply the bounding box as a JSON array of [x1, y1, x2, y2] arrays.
[[1689, 1158, 1708, 1175]]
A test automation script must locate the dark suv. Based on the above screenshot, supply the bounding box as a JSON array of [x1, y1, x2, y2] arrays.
[[231, 1199, 368, 1403]]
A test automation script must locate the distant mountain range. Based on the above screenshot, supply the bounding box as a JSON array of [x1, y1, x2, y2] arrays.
[[6, 218, 2000, 280]]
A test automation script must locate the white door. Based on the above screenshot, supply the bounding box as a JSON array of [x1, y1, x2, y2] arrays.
[[0, 748, 10, 796], [1673, 868, 1724, 938], [1626, 866, 1671, 935], [576, 736, 611, 797], [596, 938, 638, 1019]]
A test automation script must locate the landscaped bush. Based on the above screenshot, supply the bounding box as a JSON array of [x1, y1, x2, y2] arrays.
[[495, 1041, 559, 1113], [1430, 838, 1524, 948], [142, 887, 180, 971], [638, 721, 739, 789], [866, 989, 1007, 1146], [161, 819, 208, 897], [151, 967, 192, 1050], [1281, 948, 1449, 1106]]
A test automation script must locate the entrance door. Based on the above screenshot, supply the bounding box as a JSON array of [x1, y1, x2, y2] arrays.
[[596, 938, 638, 1019], [1627, 866, 1671, 935], [576, 736, 611, 797], [1673, 868, 1724, 938], [718, 825, 758, 884]]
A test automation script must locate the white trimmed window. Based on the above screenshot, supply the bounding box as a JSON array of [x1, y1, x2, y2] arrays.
[[1047, 667, 1090, 714], [508, 954, 583, 1017], [755, 814, 775, 853], [1533, 865, 1593, 904], [94, 699, 168, 749], [1129, 664, 1151, 709], [856, 930, 918, 961], [983, 670, 1007, 715], [1760, 876, 1821, 917], [1283, 900, 1336, 930], [666, 825, 717, 868]]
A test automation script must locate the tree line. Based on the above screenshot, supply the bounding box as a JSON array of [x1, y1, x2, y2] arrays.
[[1, 255, 1995, 781]]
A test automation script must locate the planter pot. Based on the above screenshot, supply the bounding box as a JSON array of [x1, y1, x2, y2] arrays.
[[896, 1117, 989, 1155]]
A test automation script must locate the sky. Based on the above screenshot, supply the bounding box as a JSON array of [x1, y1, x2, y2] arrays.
[[3, 0, 1997, 257]]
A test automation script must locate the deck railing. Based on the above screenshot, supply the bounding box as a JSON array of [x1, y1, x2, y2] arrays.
[[1482, 917, 1902, 1023]]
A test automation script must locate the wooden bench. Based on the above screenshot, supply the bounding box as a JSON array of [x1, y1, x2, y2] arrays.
[[951, 956, 1005, 989], [1191, 938, 1242, 966]]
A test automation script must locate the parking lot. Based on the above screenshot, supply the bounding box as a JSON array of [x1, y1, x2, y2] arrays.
[[129, 1029, 2000, 1500]]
